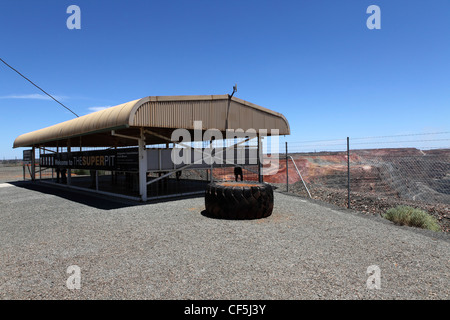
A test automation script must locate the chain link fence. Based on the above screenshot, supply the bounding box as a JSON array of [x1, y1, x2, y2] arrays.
[[267, 132, 450, 232]]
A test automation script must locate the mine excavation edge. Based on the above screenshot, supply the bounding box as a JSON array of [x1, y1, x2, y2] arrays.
[[184, 304, 266, 317]]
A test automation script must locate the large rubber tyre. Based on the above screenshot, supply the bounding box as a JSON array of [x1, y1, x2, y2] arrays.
[[205, 181, 274, 219]]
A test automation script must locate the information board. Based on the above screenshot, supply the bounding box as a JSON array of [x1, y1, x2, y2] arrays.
[[39, 148, 139, 171]]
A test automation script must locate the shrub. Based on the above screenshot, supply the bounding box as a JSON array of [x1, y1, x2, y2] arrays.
[[383, 206, 441, 232]]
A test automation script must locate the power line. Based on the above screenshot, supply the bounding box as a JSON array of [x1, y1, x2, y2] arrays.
[[350, 132, 450, 140], [351, 138, 450, 145], [288, 132, 450, 145], [0, 58, 79, 118]]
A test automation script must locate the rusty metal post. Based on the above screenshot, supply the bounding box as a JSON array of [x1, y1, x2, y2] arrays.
[[286, 141, 289, 192], [347, 137, 350, 209]]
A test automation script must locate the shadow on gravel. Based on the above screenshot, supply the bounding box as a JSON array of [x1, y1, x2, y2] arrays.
[[9, 181, 204, 210], [200, 209, 272, 221], [200, 210, 216, 219], [200, 209, 232, 220]]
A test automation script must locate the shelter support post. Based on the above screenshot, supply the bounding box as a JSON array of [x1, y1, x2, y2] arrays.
[[138, 129, 147, 201], [257, 135, 262, 183], [67, 143, 71, 185], [31, 146, 36, 181], [111, 129, 147, 201], [210, 146, 214, 183], [39, 147, 42, 180]]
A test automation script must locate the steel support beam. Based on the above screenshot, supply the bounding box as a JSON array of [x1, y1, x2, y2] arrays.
[[67, 143, 71, 185], [138, 129, 147, 201], [31, 146, 36, 181]]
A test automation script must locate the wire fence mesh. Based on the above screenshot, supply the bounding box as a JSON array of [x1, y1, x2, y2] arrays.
[[268, 132, 450, 232]]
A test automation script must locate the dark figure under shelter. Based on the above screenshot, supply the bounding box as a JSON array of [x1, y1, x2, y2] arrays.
[[61, 168, 67, 184], [234, 166, 243, 182]]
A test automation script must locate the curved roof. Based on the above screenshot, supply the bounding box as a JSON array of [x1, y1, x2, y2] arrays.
[[13, 95, 290, 148]]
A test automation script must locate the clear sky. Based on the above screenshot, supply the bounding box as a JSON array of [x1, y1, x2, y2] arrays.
[[1, 0, 449, 158]]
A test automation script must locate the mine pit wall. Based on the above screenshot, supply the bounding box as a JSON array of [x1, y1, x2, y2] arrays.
[[260, 149, 450, 206]]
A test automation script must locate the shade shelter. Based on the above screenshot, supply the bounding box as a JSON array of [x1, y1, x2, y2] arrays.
[[14, 95, 290, 201]]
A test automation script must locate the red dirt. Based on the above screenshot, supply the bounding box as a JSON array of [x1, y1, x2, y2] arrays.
[[219, 182, 259, 187]]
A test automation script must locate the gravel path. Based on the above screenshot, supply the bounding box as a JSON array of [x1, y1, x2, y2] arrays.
[[0, 181, 448, 299]]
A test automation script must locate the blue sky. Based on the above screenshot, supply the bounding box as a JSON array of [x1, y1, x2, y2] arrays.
[[1, 0, 449, 158]]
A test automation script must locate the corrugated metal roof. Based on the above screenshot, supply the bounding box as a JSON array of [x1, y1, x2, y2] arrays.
[[13, 95, 290, 148]]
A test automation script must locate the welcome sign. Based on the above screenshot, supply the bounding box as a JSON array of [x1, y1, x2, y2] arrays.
[[40, 148, 139, 171]]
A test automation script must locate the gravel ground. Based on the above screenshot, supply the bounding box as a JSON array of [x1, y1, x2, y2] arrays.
[[275, 182, 450, 233], [0, 180, 449, 300], [0, 166, 26, 183]]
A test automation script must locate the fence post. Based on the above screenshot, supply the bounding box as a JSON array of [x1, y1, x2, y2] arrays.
[[347, 137, 350, 209], [257, 134, 262, 183], [286, 141, 289, 192]]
